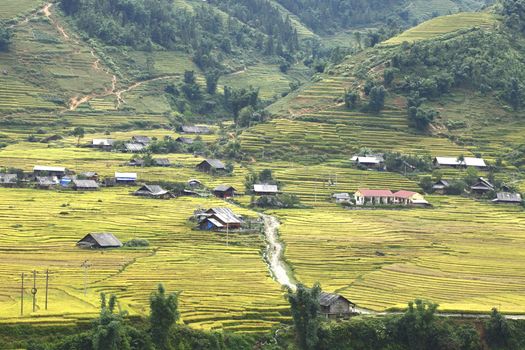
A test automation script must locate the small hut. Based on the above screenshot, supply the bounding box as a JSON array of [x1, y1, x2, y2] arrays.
[[0, 173, 17, 187], [77, 233, 122, 249], [134, 184, 173, 199], [253, 184, 279, 196], [318, 292, 356, 319], [115, 172, 137, 184], [196, 159, 226, 173], [176, 137, 194, 144], [131, 136, 151, 145], [470, 177, 494, 195], [33, 165, 67, 178], [72, 179, 99, 191], [432, 179, 450, 194], [213, 185, 236, 198], [492, 192, 522, 204]]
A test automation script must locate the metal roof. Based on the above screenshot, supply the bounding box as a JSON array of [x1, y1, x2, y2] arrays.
[[493, 192, 522, 203], [132, 136, 151, 144], [214, 185, 236, 192], [36, 176, 58, 186], [72, 179, 99, 189], [356, 189, 394, 197], [434, 157, 487, 167], [355, 156, 383, 164], [115, 172, 137, 180], [206, 207, 242, 224], [200, 159, 225, 169], [176, 137, 194, 144], [125, 143, 145, 152], [135, 184, 169, 196], [181, 125, 211, 134], [154, 158, 171, 166], [393, 190, 418, 199], [254, 184, 279, 193], [318, 292, 354, 307], [33, 165, 66, 172], [92, 139, 115, 146], [471, 177, 494, 190], [79, 233, 122, 248], [0, 174, 17, 183], [332, 193, 350, 199]]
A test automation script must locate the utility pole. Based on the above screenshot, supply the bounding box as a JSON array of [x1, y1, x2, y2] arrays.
[[20, 272, 24, 316], [45, 269, 49, 311], [31, 270, 37, 313], [226, 223, 229, 246], [81, 260, 91, 296]]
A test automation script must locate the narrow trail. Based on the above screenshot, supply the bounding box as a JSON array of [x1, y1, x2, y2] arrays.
[[261, 214, 296, 290]]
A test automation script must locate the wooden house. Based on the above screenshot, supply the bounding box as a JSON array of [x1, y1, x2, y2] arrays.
[[354, 189, 393, 206], [352, 155, 385, 169], [125, 143, 145, 153], [128, 158, 145, 167], [202, 207, 242, 229], [33, 165, 67, 178], [133, 184, 173, 199], [176, 137, 194, 144], [433, 157, 487, 169], [92, 139, 115, 150], [72, 179, 99, 191], [318, 292, 356, 319], [115, 172, 137, 184], [470, 177, 494, 195], [253, 184, 279, 196], [36, 176, 59, 189], [77, 233, 122, 249], [213, 185, 236, 198], [154, 158, 171, 167], [196, 159, 226, 173], [492, 192, 522, 204], [0, 173, 17, 187], [80, 172, 99, 181], [432, 179, 450, 194], [187, 179, 202, 188], [131, 136, 151, 145]]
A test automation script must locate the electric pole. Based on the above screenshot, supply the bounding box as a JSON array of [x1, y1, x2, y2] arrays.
[[20, 272, 24, 316], [81, 260, 91, 296], [31, 270, 37, 313], [45, 269, 49, 311]]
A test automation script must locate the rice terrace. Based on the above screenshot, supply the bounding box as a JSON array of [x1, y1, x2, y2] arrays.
[[2, 0, 525, 348]]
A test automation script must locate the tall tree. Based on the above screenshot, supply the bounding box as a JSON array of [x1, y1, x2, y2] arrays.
[[92, 294, 131, 350], [0, 23, 12, 52], [150, 284, 180, 350], [286, 283, 321, 350], [72, 127, 85, 147]]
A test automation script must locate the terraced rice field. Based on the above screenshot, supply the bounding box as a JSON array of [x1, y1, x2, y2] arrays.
[[0, 188, 287, 331], [383, 12, 496, 45], [275, 196, 525, 314], [0, 0, 43, 19]]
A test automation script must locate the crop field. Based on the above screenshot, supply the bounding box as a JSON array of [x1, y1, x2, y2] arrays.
[[0, 0, 43, 19], [0, 188, 287, 331], [275, 195, 525, 313], [383, 12, 496, 45]]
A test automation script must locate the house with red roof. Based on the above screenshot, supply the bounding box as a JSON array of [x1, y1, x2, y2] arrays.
[[354, 189, 394, 206], [393, 190, 430, 206]]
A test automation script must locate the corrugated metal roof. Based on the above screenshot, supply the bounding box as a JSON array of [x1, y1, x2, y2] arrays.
[[393, 190, 418, 199], [176, 137, 194, 144], [154, 158, 171, 166], [318, 292, 354, 307], [115, 172, 137, 180], [181, 125, 211, 134], [73, 179, 99, 189], [214, 185, 235, 192], [253, 184, 279, 193], [434, 157, 486, 167], [356, 156, 383, 164], [36, 176, 58, 186], [79, 233, 122, 248], [201, 159, 225, 169], [92, 139, 115, 146], [0, 174, 17, 183], [332, 193, 350, 199], [356, 189, 393, 197], [206, 207, 241, 224], [132, 136, 151, 144], [33, 165, 66, 172], [125, 143, 145, 152], [493, 192, 522, 202]]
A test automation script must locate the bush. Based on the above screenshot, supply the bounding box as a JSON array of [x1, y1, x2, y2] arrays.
[[124, 239, 150, 247]]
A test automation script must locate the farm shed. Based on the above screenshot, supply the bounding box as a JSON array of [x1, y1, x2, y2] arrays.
[[204, 207, 242, 229], [213, 185, 237, 198], [134, 184, 173, 199], [196, 159, 226, 173], [188, 179, 202, 187], [125, 143, 145, 153], [433, 157, 487, 169], [80, 172, 98, 180], [354, 189, 393, 206], [128, 158, 145, 167], [199, 217, 225, 231], [253, 184, 279, 195], [176, 137, 194, 144], [332, 193, 351, 203], [115, 172, 137, 184], [77, 233, 122, 249], [0, 173, 17, 187], [131, 136, 152, 145], [353, 155, 385, 169], [72, 179, 99, 191], [470, 177, 494, 195], [432, 179, 450, 194], [318, 292, 356, 319], [180, 125, 211, 134], [492, 192, 522, 204], [92, 139, 115, 149], [33, 165, 67, 178]]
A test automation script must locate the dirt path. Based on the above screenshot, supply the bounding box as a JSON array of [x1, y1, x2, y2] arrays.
[[262, 214, 296, 290]]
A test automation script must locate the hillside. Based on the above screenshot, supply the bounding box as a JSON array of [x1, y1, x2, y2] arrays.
[[2, 0, 525, 341]]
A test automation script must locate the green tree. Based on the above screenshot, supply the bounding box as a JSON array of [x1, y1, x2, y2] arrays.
[[205, 70, 220, 95], [150, 284, 180, 350], [383, 68, 395, 86], [286, 283, 321, 350], [485, 308, 513, 348], [72, 127, 85, 147], [368, 85, 386, 112], [92, 294, 131, 350], [0, 24, 12, 52], [344, 90, 360, 109]]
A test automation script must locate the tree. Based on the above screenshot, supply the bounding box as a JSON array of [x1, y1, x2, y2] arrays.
[[0, 24, 12, 52], [408, 107, 437, 131], [205, 70, 220, 95], [419, 176, 433, 193], [72, 127, 85, 147], [383, 68, 395, 86], [150, 284, 179, 350], [92, 294, 131, 350], [344, 90, 360, 109], [485, 308, 513, 348], [506, 77, 522, 110], [286, 283, 321, 350], [368, 85, 386, 112]]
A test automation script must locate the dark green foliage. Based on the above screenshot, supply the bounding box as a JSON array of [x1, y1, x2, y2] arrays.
[[408, 106, 438, 131], [244, 168, 277, 191], [150, 284, 179, 350], [384, 152, 432, 173], [72, 127, 85, 147], [419, 175, 433, 193], [0, 23, 12, 52], [344, 90, 360, 109], [92, 294, 131, 350], [255, 193, 301, 208], [500, 0, 525, 34], [286, 283, 321, 350], [485, 308, 513, 348], [224, 86, 260, 119], [123, 239, 150, 247], [383, 68, 396, 86], [368, 85, 386, 112], [205, 70, 221, 95]]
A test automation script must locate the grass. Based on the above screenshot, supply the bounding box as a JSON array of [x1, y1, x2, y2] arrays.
[[382, 12, 496, 45], [0, 0, 43, 19]]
